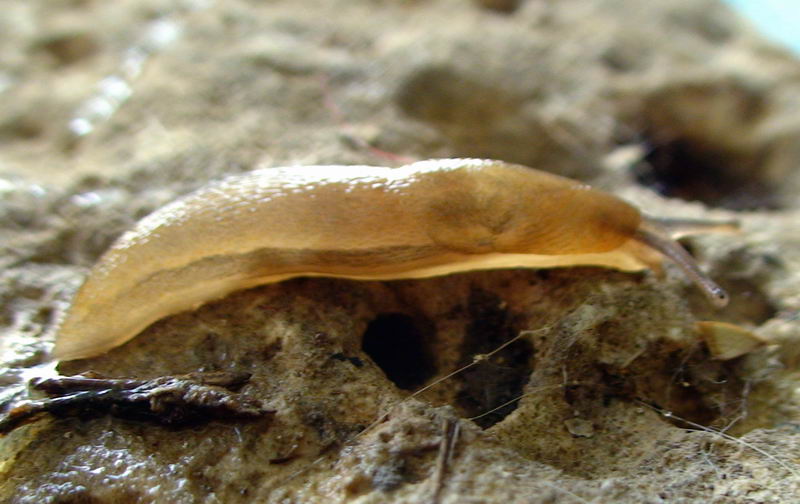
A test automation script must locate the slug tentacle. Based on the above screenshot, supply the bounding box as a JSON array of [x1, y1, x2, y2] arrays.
[[645, 216, 740, 239], [634, 217, 730, 308]]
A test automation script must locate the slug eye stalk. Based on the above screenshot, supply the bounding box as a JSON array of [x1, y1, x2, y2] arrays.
[[634, 216, 738, 308]]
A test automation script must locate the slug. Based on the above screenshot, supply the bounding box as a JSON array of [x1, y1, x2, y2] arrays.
[[54, 158, 736, 360]]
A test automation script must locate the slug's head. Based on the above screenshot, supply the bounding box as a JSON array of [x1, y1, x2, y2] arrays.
[[515, 188, 734, 308], [425, 161, 733, 308], [436, 161, 645, 256]]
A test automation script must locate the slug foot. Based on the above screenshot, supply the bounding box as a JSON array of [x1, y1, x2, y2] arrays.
[[0, 371, 272, 435]]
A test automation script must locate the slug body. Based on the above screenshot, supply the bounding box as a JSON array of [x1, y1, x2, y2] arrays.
[[54, 158, 730, 360]]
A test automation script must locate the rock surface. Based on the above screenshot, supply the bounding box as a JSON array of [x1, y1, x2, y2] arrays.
[[2, 0, 800, 502]]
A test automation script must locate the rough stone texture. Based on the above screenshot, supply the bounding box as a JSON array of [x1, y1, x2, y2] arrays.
[[2, 0, 800, 502]]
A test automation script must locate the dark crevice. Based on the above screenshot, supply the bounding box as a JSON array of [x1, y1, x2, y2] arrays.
[[652, 349, 749, 430], [645, 351, 723, 427], [361, 313, 436, 391], [635, 136, 781, 210], [454, 288, 533, 428], [588, 321, 743, 432]]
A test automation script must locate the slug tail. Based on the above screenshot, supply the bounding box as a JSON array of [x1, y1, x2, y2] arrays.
[[635, 219, 729, 308]]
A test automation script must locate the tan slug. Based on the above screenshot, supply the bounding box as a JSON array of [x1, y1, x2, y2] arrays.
[[54, 158, 736, 360]]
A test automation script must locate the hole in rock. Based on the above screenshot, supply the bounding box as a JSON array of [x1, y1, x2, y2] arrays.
[[362, 313, 436, 391], [643, 349, 744, 430], [455, 288, 533, 428], [635, 136, 780, 210]]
